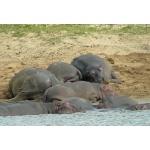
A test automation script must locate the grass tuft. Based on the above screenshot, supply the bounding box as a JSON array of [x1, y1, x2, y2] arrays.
[[0, 24, 150, 37]]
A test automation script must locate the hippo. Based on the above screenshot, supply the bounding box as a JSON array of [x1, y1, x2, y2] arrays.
[[47, 61, 82, 82], [0, 101, 58, 116], [71, 53, 123, 84], [98, 96, 138, 110], [7, 67, 39, 99], [57, 97, 95, 112], [0, 97, 95, 116], [135, 103, 150, 110], [44, 81, 120, 103], [8, 67, 60, 101]]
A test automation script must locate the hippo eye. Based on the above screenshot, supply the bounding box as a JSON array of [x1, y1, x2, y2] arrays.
[[99, 65, 103, 72], [89, 71, 95, 76]]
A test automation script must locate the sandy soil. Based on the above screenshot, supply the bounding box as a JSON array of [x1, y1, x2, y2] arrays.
[[0, 32, 150, 103]]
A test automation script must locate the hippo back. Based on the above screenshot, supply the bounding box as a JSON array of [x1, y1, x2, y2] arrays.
[[8, 67, 40, 98], [9, 67, 60, 101], [0, 101, 46, 116], [102, 96, 138, 110], [44, 81, 100, 102], [71, 54, 112, 83], [47, 61, 82, 82]]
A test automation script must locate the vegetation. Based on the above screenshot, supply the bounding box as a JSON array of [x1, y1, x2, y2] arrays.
[[0, 24, 150, 37]]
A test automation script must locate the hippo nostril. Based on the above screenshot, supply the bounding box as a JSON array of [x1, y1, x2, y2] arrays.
[[135, 106, 139, 110]]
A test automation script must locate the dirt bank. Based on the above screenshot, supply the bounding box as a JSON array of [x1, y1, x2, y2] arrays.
[[0, 33, 150, 103]]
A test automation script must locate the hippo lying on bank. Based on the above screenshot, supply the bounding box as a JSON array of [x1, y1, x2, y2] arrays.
[[8, 67, 60, 101], [47, 61, 82, 82], [0, 97, 94, 116], [44, 81, 120, 103], [8, 67, 39, 98], [71, 54, 123, 84], [98, 96, 138, 110]]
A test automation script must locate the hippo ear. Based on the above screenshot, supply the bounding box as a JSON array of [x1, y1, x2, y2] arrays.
[[99, 65, 103, 71], [142, 105, 147, 110]]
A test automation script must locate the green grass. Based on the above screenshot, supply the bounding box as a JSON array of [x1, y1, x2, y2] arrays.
[[112, 25, 150, 34], [0, 24, 150, 37], [45, 37, 61, 45]]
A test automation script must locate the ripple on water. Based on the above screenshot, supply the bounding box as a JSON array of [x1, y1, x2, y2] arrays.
[[0, 109, 150, 126]]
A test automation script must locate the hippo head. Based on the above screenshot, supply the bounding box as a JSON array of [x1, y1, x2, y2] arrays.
[[97, 98, 112, 109], [98, 97, 139, 110], [98, 101, 112, 109], [134, 103, 149, 110], [86, 65, 108, 83], [55, 101, 85, 114]]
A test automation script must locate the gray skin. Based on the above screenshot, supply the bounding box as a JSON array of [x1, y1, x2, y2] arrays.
[[0, 101, 58, 116], [0, 98, 95, 116], [47, 61, 82, 82], [135, 103, 150, 110], [43, 81, 120, 103], [71, 53, 123, 84], [98, 96, 138, 110], [8, 67, 60, 101], [57, 97, 95, 113], [7, 67, 40, 98]]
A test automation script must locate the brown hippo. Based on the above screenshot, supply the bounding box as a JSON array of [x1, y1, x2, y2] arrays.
[[8, 67, 60, 101], [44, 81, 120, 103], [71, 53, 123, 84], [47, 61, 82, 82]]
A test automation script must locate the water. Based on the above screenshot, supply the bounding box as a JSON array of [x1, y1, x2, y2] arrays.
[[0, 108, 150, 126]]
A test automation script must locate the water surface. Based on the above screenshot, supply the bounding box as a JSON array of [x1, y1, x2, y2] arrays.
[[0, 108, 150, 126]]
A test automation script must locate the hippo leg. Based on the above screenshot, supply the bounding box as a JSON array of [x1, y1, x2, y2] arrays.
[[6, 91, 13, 99], [11, 85, 41, 101], [66, 76, 80, 82], [110, 70, 124, 83], [77, 69, 83, 79], [64, 69, 82, 82]]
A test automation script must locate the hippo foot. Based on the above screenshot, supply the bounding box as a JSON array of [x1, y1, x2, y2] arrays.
[[7, 98, 22, 103], [5, 99, 17, 103], [6, 93, 13, 99], [118, 79, 125, 84]]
